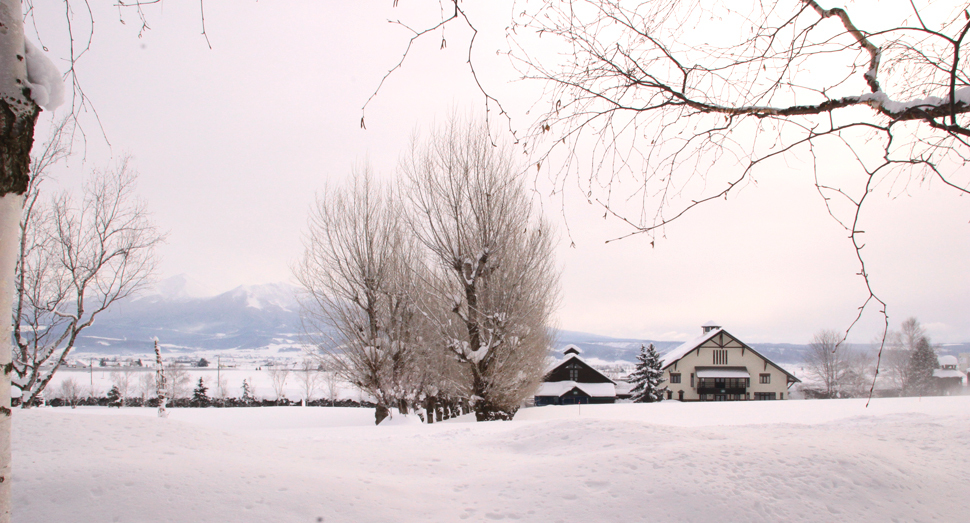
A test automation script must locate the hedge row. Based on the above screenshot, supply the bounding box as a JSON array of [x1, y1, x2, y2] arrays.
[[13, 396, 375, 409]]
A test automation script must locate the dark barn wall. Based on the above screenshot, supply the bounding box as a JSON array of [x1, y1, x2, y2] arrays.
[[545, 357, 613, 384]]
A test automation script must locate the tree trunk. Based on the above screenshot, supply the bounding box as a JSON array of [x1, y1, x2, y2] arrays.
[[374, 404, 390, 425], [0, 0, 40, 517], [471, 371, 516, 421]]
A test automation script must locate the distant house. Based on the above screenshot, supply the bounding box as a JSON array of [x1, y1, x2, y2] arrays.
[[933, 355, 965, 395], [660, 322, 800, 401], [534, 346, 617, 405]]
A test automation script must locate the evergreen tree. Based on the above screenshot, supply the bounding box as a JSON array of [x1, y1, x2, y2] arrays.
[[192, 377, 210, 407], [241, 379, 257, 405], [629, 344, 666, 403], [904, 337, 940, 396], [107, 385, 123, 407]]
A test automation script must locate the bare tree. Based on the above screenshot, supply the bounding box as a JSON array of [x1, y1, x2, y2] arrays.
[[294, 358, 321, 406], [164, 364, 192, 402], [267, 364, 291, 403], [503, 0, 970, 348], [804, 330, 874, 398], [137, 372, 156, 403], [322, 365, 340, 406], [12, 157, 162, 407], [1, 21, 63, 515], [296, 166, 427, 423], [402, 117, 560, 421], [1, 3, 210, 516], [58, 377, 82, 408], [879, 317, 929, 392], [110, 367, 136, 407]]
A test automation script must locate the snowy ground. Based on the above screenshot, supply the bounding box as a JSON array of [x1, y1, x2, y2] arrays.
[[12, 396, 970, 522]]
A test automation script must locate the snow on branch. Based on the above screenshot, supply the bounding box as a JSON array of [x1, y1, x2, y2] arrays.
[[24, 39, 64, 111]]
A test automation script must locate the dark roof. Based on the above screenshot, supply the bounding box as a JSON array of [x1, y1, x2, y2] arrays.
[[544, 354, 615, 384]]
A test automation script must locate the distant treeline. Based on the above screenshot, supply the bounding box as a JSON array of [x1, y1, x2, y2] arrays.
[[13, 396, 375, 409]]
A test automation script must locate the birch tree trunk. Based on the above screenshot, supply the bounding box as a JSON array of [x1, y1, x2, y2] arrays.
[[0, 0, 40, 519]]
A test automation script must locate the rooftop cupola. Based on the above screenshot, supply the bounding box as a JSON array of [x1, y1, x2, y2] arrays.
[[563, 345, 582, 357], [702, 321, 721, 334]]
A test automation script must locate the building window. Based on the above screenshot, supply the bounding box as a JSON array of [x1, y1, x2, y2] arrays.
[[697, 377, 750, 389], [670, 373, 682, 384], [760, 373, 770, 384], [690, 373, 694, 387], [567, 364, 580, 381], [713, 349, 728, 365], [754, 392, 776, 400]]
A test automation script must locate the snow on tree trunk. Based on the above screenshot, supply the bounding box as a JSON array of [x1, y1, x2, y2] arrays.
[[154, 340, 167, 418], [0, 0, 44, 518], [0, 194, 22, 523]]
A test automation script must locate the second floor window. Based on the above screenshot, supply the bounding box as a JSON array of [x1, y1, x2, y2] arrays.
[[760, 373, 771, 384], [713, 349, 728, 365], [670, 373, 682, 384], [567, 364, 580, 381]]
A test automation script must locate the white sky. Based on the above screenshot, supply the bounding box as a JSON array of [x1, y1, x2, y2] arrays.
[[26, 1, 970, 344]]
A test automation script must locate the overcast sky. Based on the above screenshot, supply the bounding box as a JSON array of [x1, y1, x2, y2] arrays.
[[26, 1, 970, 344]]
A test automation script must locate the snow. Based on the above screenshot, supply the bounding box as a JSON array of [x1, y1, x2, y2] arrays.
[[695, 366, 751, 378], [660, 327, 720, 367], [23, 39, 64, 110], [535, 381, 617, 398], [859, 86, 970, 115], [933, 369, 964, 379], [11, 396, 970, 522], [938, 355, 958, 367]]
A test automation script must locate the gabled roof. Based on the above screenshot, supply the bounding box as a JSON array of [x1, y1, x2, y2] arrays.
[[535, 381, 617, 398], [544, 353, 616, 384], [661, 327, 800, 383], [661, 328, 724, 368], [562, 344, 582, 356]]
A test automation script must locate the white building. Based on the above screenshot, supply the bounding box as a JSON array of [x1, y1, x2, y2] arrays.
[[933, 355, 965, 394], [661, 322, 800, 401]]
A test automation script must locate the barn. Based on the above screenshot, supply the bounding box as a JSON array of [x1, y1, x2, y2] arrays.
[[534, 346, 617, 405]]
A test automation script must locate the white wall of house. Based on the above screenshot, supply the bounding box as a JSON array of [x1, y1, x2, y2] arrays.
[[662, 333, 793, 401]]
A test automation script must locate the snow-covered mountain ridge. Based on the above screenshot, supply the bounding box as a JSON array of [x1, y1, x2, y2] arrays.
[[76, 277, 305, 356], [73, 277, 970, 362]]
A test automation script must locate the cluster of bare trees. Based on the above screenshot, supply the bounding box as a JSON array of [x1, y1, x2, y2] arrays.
[[374, 1, 970, 366], [803, 317, 947, 398], [10, 126, 163, 408], [297, 118, 559, 423], [802, 330, 873, 398], [883, 318, 943, 396]]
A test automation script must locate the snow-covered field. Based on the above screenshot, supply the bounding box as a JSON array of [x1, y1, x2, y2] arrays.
[[12, 397, 970, 522]]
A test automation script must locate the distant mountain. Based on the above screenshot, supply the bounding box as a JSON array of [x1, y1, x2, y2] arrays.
[[75, 278, 305, 355], [73, 277, 970, 363], [553, 330, 815, 365]]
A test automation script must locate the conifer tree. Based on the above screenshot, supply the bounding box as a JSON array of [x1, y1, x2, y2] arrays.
[[107, 385, 123, 407], [904, 337, 940, 397], [629, 344, 666, 403], [241, 379, 257, 405], [192, 377, 210, 407]]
